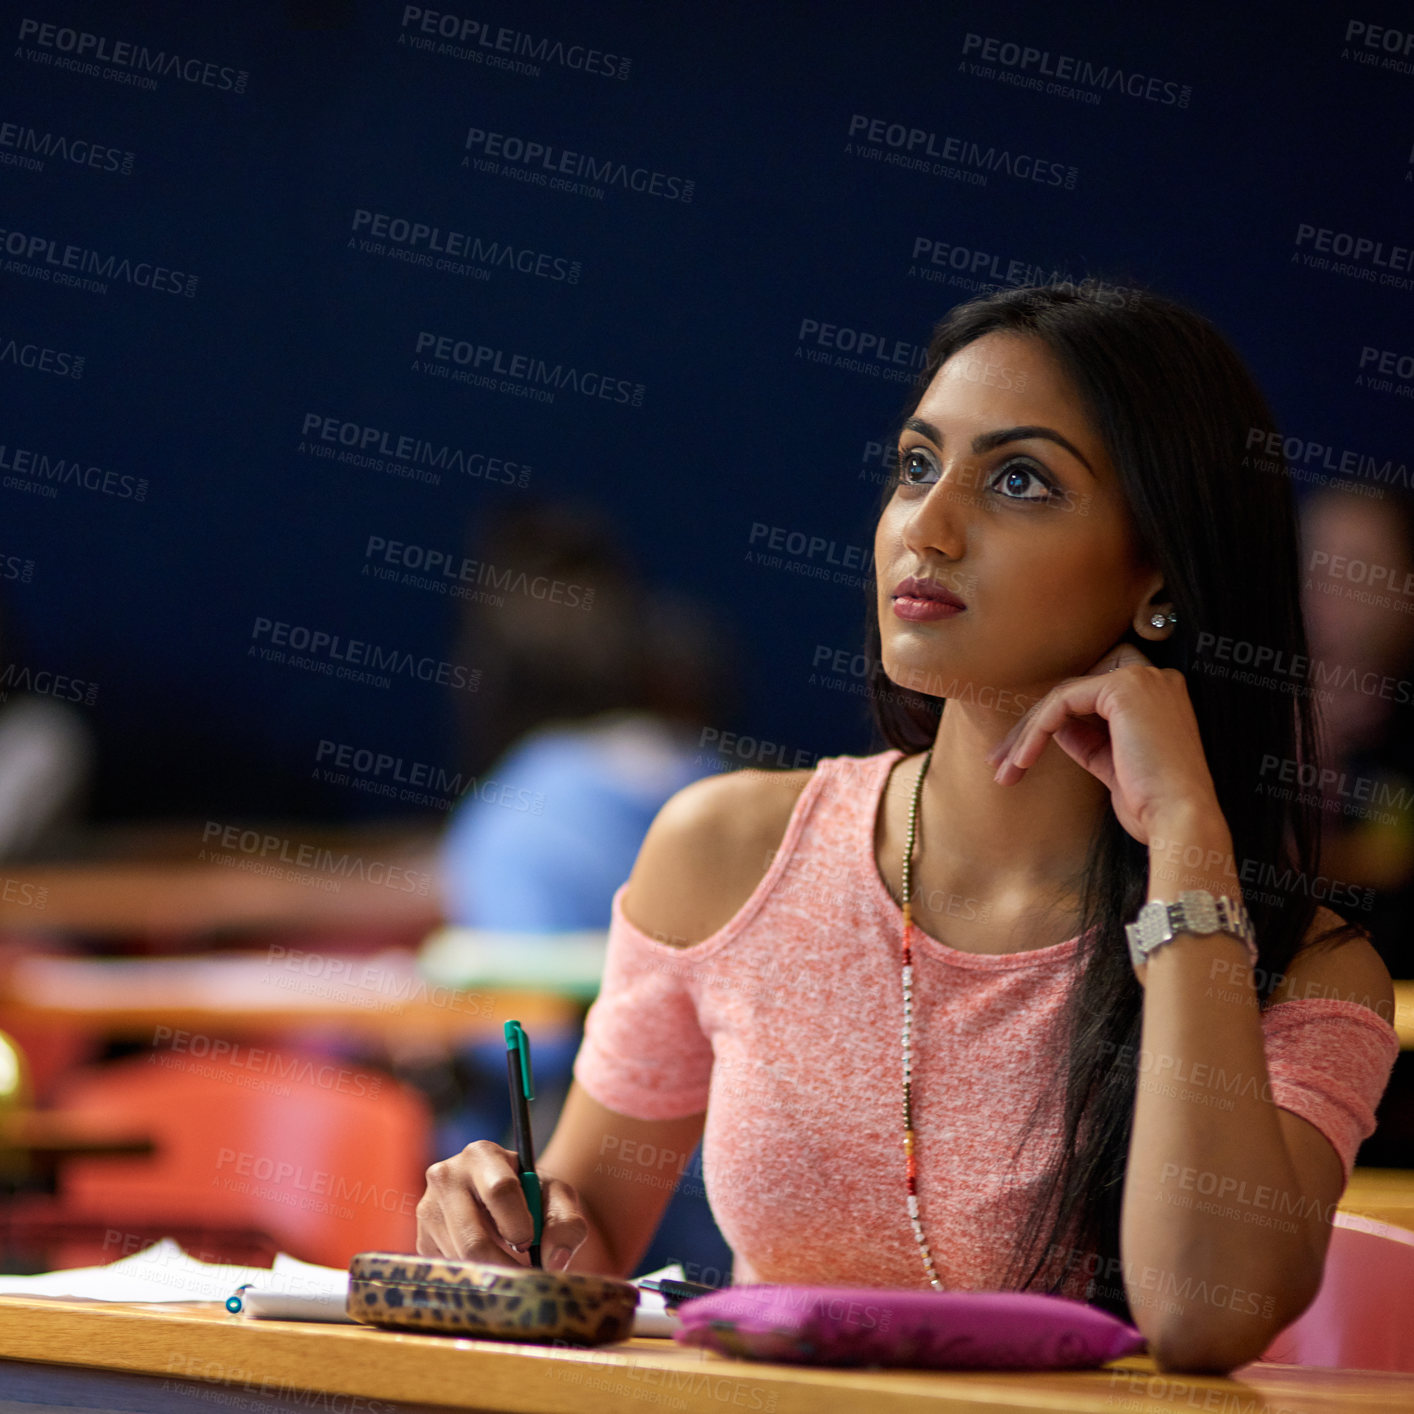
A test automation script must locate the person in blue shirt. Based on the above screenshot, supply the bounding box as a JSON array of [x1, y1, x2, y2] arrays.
[[435, 498, 739, 1281]]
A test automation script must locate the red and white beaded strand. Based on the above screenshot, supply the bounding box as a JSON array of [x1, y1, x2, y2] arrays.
[[901, 746, 944, 1290]]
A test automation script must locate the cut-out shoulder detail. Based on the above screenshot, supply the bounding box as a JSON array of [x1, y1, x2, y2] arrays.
[[1272, 906, 1394, 1025], [621, 767, 815, 948]]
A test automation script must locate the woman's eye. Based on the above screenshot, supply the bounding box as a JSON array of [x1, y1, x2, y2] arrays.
[[897, 447, 936, 485], [991, 459, 1056, 502]]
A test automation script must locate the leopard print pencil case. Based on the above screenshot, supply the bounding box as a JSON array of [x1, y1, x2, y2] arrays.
[[346, 1252, 640, 1345]]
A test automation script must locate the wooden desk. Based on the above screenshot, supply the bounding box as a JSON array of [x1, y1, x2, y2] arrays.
[[0, 1295, 1411, 1414]]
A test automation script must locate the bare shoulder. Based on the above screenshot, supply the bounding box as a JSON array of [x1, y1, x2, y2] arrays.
[[1270, 904, 1395, 1024], [621, 767, 816, 949]]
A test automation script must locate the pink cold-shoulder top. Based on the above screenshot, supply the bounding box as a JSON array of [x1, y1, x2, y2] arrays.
[[572, 748, 1401, 1292]]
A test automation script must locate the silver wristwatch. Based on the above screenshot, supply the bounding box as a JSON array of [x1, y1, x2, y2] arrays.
[[1125, 890, 1257, 969]]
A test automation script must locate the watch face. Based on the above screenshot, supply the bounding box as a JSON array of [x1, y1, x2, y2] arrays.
[[1137, 903, 1169, 952], [1180, 891, 1220, 933]]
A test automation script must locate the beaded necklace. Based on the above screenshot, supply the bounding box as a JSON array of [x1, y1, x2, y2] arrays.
[[900, 745, 944, 1290]]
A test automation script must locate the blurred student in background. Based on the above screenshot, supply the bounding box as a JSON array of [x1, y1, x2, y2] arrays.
[[1300, 485, 1414, 1163], [0, 598, 94, 861], [437, 497, 739, 1278], [1299, 486, 1414, 976]]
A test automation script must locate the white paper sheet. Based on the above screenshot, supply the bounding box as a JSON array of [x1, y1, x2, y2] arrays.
[[0, 1238, 348, 1306]]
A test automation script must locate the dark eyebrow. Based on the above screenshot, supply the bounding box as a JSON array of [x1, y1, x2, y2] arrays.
[[902, 417, 1095, 477]]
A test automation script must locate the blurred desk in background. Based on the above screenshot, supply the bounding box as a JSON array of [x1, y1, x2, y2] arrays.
[[1338, 1168, 1414, 1233], [417, 925, 608, 1002], [0, 821, 443, 941], [1394, 980, 1414, 1048], [0, 1111, 152, 1165], [0, 951, 580, 1042]]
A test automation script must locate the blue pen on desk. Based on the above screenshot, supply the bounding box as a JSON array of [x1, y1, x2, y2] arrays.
[[505, 1018, 543, 1268]]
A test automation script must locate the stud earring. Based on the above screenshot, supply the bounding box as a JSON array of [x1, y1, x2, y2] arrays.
[[1149, 611, 1177, 629]]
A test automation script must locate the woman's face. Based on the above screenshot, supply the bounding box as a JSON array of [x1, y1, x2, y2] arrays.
[[874, 331, 1156, 709]]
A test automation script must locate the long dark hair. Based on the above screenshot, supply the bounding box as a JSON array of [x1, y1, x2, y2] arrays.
[[862, 282, 1364, 1318]]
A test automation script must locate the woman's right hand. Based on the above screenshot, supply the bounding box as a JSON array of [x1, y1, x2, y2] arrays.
[[416, 1140, 590, 1270]]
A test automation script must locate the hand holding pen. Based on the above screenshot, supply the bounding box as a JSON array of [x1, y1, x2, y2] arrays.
[[414, 1018, 589, 1270], [504, 1018, 543, 1267]]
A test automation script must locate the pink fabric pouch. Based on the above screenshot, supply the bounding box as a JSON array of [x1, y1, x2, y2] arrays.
[[673, 1285, 1146, 1369]]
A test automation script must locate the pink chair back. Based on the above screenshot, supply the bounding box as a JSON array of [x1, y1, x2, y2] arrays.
[[1259, 1212, 1414, 1372]]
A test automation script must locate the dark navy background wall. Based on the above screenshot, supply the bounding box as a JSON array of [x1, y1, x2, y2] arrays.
[[3, 1, 1411, 821]]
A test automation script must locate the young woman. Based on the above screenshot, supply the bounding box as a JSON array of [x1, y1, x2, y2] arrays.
[[415, 285, 1399, 1374]]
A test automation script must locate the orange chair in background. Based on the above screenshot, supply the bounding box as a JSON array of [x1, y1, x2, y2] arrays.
[[1258, 1212, 1414, 1373], [36, 1044, 432, 1270]]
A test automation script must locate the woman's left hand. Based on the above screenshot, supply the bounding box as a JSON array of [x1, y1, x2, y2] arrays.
[[984, 643, 1224, 848]]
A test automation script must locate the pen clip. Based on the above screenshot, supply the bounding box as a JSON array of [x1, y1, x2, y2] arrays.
[[504, 1019, 534, 1100]]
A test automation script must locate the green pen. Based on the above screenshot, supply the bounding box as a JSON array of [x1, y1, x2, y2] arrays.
[[504, 1019, 543, 1267]]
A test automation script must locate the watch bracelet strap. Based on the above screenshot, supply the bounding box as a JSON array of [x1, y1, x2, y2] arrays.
[[1125, 891, 1258, 970]]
